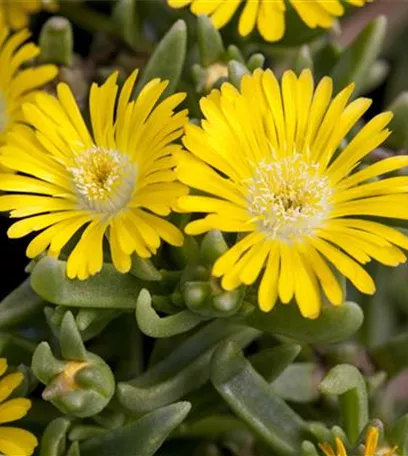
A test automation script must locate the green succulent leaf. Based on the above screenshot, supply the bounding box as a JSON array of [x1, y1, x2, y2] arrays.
[[319, 364, 369, 443], [135, 289, 209, 338], [40, 417, 72, 456], [245, 301, 363, 343], [31, 257, 142, 309], [371, 332, 408, 378], [117, 320, 260, 414], [211, 342, 311, 456], [80, 402, 191, 456], [389, 414, 408, 454], [331, 16, 387, 95], [197, 15, 225, 66], [0, 278, 45, 329], [133, 20, 187, 98]]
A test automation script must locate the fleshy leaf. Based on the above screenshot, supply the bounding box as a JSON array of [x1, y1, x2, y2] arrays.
[[319, 364, 368, 443], [245, 301, 363, 343], [211, 342, 310, 456], [80, 402, 191, 456]]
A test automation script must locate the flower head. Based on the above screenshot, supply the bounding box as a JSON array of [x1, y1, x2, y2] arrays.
[[0, 358, 38, 456], [319, 426, 396, 456], [0, 27, 57, 145], [0, 71, 188, 279], [168, 0, 372, 42], [0, 0, 58, 30], [176, 68, 408, 318]]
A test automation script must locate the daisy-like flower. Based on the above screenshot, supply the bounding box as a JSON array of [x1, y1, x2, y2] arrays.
[[0, 358, 38, 456], [0, 27, 58, 145], [168, 0, 372, 42], [0, 71, 188, 279], [319, 426, 396, 456], [0, 0, 58, 30], [176, 68, 408, 319]]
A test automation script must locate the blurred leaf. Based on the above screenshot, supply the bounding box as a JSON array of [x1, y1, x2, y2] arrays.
[[358, 60, 389, 95], [301, 442, 320, 456], [319, 364, 368, 443], [211, 342, 310, 456], [293, 45, 313, 73], [197, 15, 225, 66], [385, 92, 408, 150], [371, 333, 408, 377], [134, 20, 187, 98], [385, 49, 408, 105], [250, 344, 301, 383], [313, 40, 341, 80], [112, 0, 139, 49], [0, 333, 36, 366], [228, 60, 249, 88], [31, 257, 142, 309], [0, 278, 44, 329], [389, 414, 408, 454], [245, 301, 363, 344], [80, 402, 191, 456], [331, 16, 387, 94], [39, 16, 74, 66], [271, 363, 322, 403]]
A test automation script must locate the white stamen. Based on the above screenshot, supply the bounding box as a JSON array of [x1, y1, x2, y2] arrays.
[[245, 154, 332, 242], [69, 146, 137, 215]]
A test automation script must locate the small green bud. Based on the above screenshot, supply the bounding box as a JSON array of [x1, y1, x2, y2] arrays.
[[32, 312, 115, 418], [183, 281, 212, 311], [39, 16, 74, 66], [35, 351, 115, 418], [183, 280, 244, 317]]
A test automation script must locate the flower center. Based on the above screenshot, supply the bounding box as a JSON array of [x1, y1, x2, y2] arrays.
[[69, 146, 137, 214], [245, 154, 332, 241]]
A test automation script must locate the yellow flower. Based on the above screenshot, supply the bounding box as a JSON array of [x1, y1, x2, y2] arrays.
[[168, 0, 372, 42], [0, 0, 58, 30], [0, 358, 38, 456], [319, 426, 396, 456], [0, 27, 58, 145], [0, 71, 188, 279], [176, 68, 408, 319]]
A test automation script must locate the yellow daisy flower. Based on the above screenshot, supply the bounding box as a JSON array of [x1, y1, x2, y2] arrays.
[[0, 27, 58, 145], [0, 358, 38, 456], [176, 68, 408, 319], [0, 0, 58, 30], [168, 0, 372, 42], [319, 426, 396, 456], [0, 71, 188, 280]]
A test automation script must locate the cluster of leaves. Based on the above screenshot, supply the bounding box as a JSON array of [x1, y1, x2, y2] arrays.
[[4, 0, 408, 455]]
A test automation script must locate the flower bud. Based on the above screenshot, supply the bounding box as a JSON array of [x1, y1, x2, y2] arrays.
[[32, 312, 115, 417]]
